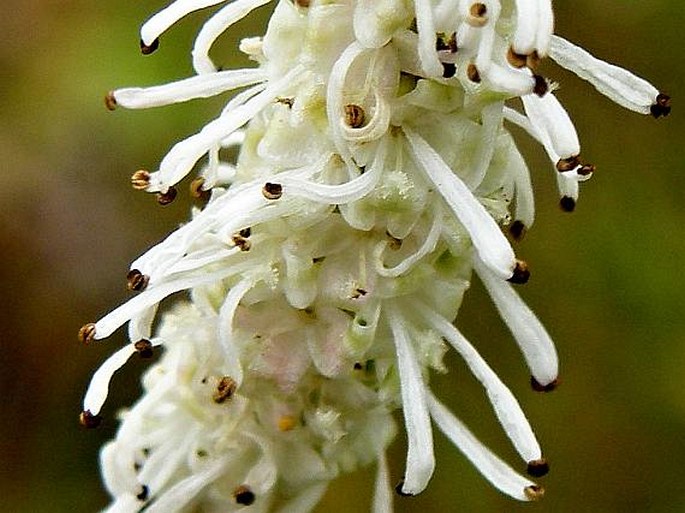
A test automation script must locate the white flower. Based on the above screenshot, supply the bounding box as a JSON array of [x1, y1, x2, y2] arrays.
[[82, 1, 669, 511]]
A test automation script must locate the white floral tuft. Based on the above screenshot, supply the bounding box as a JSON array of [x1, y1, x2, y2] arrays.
[[83, 1, 669, 511]]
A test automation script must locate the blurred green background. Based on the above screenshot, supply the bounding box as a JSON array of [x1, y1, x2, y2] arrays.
[[1, 1, 684, 512]]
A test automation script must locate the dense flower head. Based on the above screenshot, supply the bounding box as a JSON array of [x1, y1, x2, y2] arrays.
[[82, 1, 669, 511]]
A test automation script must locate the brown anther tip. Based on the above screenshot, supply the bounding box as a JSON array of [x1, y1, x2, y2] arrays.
[[467, 3, 488, 26], [233, 485, 256, 506], [394, 480, 415, 497], [344, 104, 366, 128], [78, 323, 96, 344], [104, 91, 117, 111], [578, 163, 596, 176], [507, 260, 530, 285], [231, 235, 252, 252], [213, 376, 238, 404], [467, 63, 481, 83], [442, 62, 457, 78], [533, 75, 548, 97], [156, 186, 177, 206], [531, 376, 559, 392], [526, 51, 541, 70], [134, 339, 154, 359], [79, 410, 102, 429], [527, 458, 550, 477], [136, 485, 149, 501], [131, 170, 151, 191], [650, 93, 671, 118], [559, 196, 576, 213], [510, 220, 527, 241], [556, 155, 580, 172], [524, 485, 545, 501], [294, 0, 310, 7], [189, 177, 211, 202], [262, 182, 283, 200], [126, 269, 149, 292], [507, 47, 528, 68], [140, 38, 159, 55]]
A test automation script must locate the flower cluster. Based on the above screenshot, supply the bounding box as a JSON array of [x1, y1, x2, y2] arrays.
[[80, 1, 669, 512]]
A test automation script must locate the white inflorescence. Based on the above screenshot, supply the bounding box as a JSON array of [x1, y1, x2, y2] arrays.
[[83, 1, 670, 512]]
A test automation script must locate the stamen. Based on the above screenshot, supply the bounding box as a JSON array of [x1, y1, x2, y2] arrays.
[[524, 484, 545, 501], [510, 220, 526, 241], [127, 269, 150, 292], [213, 376, 238, 404], [467, 3, 488, 27], [507, 260, 530, 285], [467, 63, 482, 83], [104, 91, 117, 111], [262, 182, 283, 200], [133, 339, 154, 359], [442, 62, 456, 78], [577, 163, 595, 176], [526, 458, 550, 477], [131, 170, 151, 191], [79, 410, 102, 429], [531, 376, 559, 392], [559, 196, 576, 212], [136, 485, 150, 501], [189, 177, 211, 202], [556, 155, 580, 172], [233, 485, 256, 506], [140, 38, 160, 55], [533, 75, 548, 97], [156, 186, 178, 206], [650, 93, 671, 118], [344, 104, 366, 128], [230, 233, 252, 251], [507, 48, 528, 69], [78, 323, 96, 344]]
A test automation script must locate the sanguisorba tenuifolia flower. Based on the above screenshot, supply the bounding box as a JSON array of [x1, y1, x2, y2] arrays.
[[80, 1, 670, 511]]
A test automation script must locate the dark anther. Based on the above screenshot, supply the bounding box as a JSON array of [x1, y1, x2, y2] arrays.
[[239, 227, 252, 238], [507, 260, 530, 285], [527, 458, 550, 477], [231, 234, 251, 252], [189, 177, 211, 203], [531, 376, 559, 392], [131, 170, 151, 191], [104, 91, 117, 111], [140, 38, 160, 55], [78, 323, 96, 344], [134, 339, 154, 359], [213, 376, 238, 404], [577, 163, 595, 176], [556, 155, 580, 172], [157, 186, 177, 206], [344, 104, 366, 128], [524, 484, 545, 501], [127, 269, 149, 292], [262, 182, 283, 200], [559, 196, 576, 213], [470, 2, 487, 17], [79, 410, 102, 429], [507, 47, 528, 68], [442, 62, 456, 78], [395, 480, 415, 497], [533, 75, 548, 97], [650, 93, 671, 118], [509, 220, 526, 241], [136, 485, 149, 501], [294, 0, 310, 6], [233, 485, 256, 506], [467, 63, 481, 83]]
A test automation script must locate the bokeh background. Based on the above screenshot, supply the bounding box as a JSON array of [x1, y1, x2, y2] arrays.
[[2, 1, 684, 512]]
